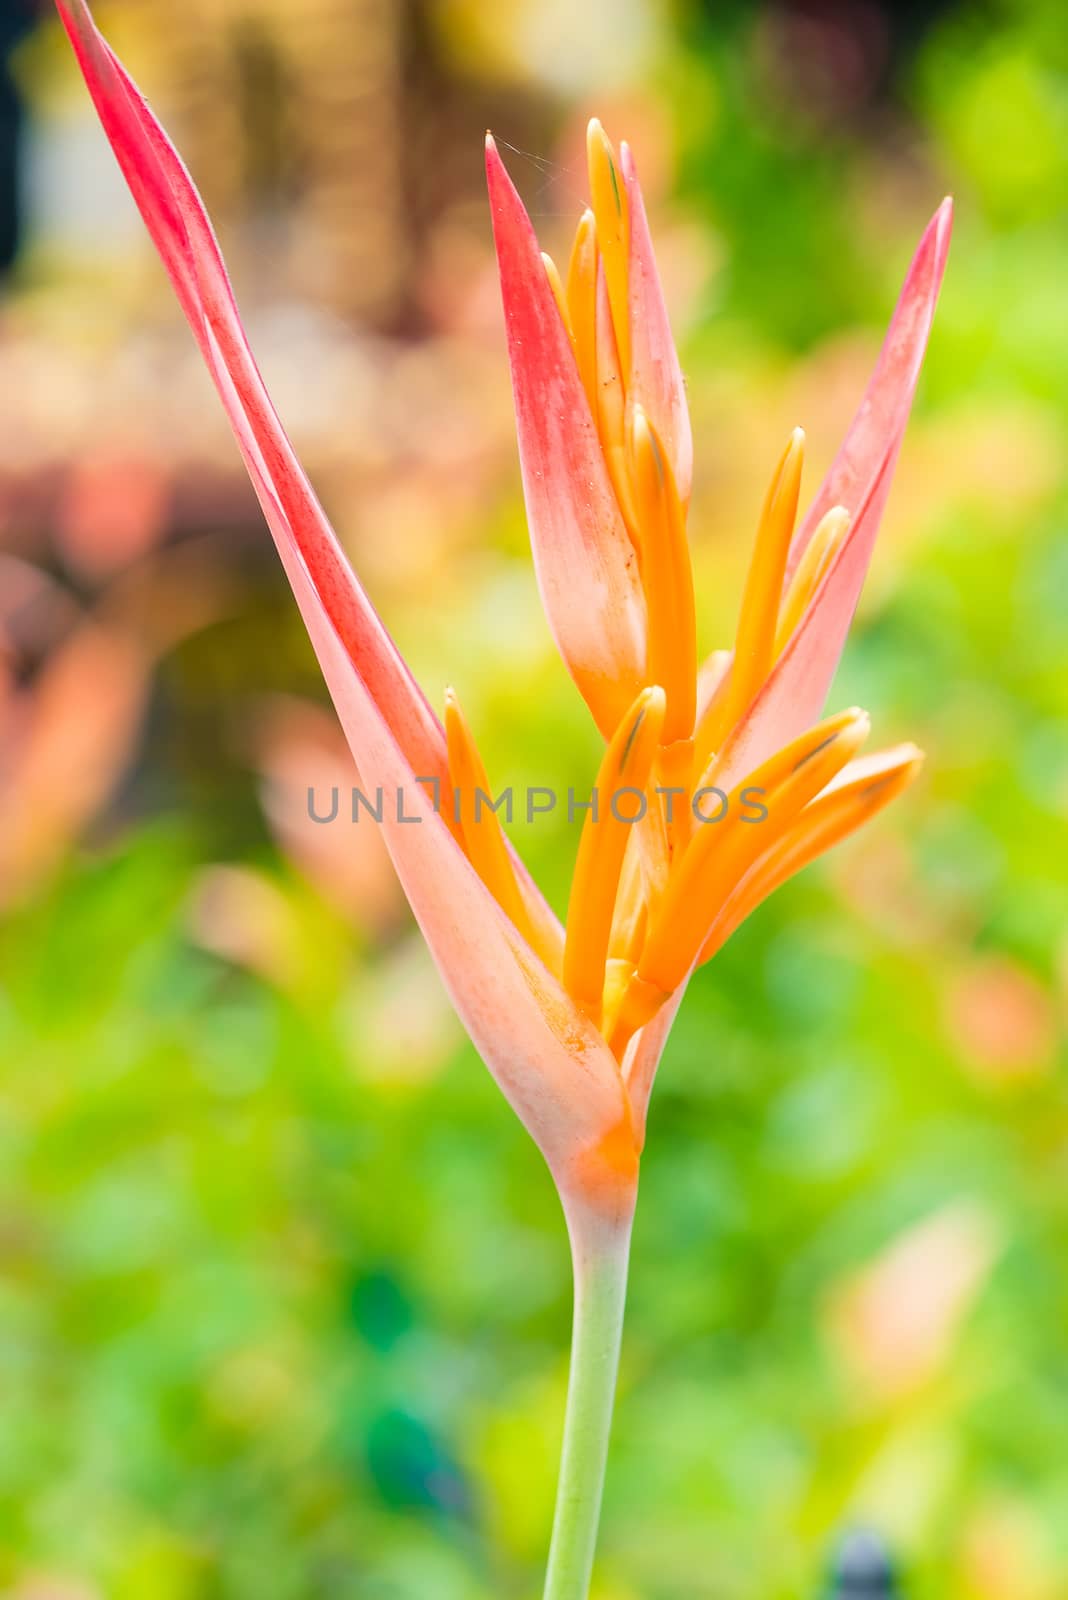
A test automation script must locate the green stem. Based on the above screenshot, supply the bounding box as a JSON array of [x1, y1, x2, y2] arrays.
[[543, 1199, 635, 1600]]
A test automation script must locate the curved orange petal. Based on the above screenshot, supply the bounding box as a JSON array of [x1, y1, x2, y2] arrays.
[[698, 742, 924, 963]]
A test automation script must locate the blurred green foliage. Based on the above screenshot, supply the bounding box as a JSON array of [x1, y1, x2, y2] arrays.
[[2, 1, 1067, 1597]]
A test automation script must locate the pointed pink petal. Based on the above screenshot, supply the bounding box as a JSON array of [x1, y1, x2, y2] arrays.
[[715, 199, 952, 791], [486, 137, 645, 737], [622, 984, 686, 1144], [786, 199, 954, 578], [58, 0, 562, 956], [56, 3, 621, 1174], [290, 588, 634, 1185], [56, 0, 448, 791], [620, 142, 693, 503], [207, 316, 621, 1175]]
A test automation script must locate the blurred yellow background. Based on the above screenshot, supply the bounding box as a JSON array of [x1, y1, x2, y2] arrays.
[[1, 1, 1066, 1595]]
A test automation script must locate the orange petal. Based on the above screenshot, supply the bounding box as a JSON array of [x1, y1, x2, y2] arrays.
[[774, 504, 850, 656], [629, 405, 697, 745], [699, 743, 924, 962], [563, 685, 666, 1026], [586, 119, 631, 379], [638, 708, 871, 995], [705, 428, 805, 753]]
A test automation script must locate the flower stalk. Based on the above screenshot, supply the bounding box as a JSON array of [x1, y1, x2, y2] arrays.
[[544, 1195, 635, 1600]]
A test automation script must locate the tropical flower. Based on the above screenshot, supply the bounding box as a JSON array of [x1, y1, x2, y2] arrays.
[[57, 4, 950, 1594], [483, 124, 949, 1149]]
